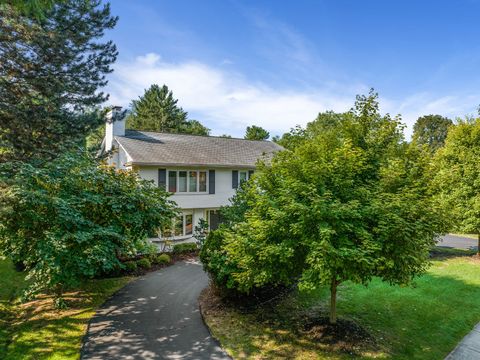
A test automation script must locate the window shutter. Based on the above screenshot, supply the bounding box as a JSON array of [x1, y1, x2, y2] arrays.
[[248, 170, 254, 178], [232, 170, 238, 189], [209, 170, 215, 194], [158, 169, 166, 190]]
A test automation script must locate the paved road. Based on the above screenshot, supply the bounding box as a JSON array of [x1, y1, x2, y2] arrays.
[[81, 259, 230, 360], [437, 234, 478, 251]]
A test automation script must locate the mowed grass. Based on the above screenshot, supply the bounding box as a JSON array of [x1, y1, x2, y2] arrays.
[[0, 258, 131, 360], [202, 251, 480, 359]]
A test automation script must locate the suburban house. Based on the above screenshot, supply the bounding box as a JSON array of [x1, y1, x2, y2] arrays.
[[102, 107, 283, 244]]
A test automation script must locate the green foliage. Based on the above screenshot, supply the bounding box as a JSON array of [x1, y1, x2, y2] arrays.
[[172, 242, 198, 254], [155, 253, 171, 265], [244, 125, 270, 140], [126, 84, 210, 135], [0, 151, 177, 300], [124, 261, 137, 272], [136, 258, 152, 270], [202, 90, 445, 323], [4, 0, 59, 18], [413, 115, 453, 152], [433, 118, 480, 254], [0, 1, 118, 161], [193, 218, 209, 247]]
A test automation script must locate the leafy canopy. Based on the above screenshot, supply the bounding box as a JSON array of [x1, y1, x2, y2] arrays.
[[244, 125, 270, 140], [412, 114, 453, 152], [127, 84, 210, 135], [433, 117, 480, 254], [0, 1, 118, 161], [0, 151, 177, 300], [201, 90, 444, 323]]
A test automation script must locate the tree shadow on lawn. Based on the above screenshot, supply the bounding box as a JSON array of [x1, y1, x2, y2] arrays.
[[201, 257, 480, 360], [4, 277, 129, 360]]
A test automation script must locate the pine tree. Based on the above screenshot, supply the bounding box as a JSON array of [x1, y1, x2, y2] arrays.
[[244, 125, 269, 140], [127, 84, 210, 135], [0, 1, 118, 161]]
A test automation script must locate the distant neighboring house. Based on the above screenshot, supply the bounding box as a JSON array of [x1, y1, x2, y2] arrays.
[[101, 107, 283, 243]]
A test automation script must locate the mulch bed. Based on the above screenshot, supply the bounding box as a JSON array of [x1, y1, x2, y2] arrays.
[[199, 284, 379, 356]]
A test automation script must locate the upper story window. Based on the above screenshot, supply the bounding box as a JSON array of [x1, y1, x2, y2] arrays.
[[168, 170, 208, 194]]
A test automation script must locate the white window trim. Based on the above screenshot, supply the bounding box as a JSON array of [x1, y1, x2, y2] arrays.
[[162, 211, 194, 239], [167, 169, 208, 194]]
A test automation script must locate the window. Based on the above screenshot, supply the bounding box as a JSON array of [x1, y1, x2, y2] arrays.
[[239, 171, 247, 183], [166, 170, 208, 193], [199, 171, 207, 192], [168, 171, 177, 192], [178, 171, 187, 192], [162, 212, 194, 238], [185, 214, 193, 235], [189, 171, 197, 192]]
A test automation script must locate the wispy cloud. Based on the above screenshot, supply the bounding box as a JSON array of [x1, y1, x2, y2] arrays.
[[106, 53, 479, 138]]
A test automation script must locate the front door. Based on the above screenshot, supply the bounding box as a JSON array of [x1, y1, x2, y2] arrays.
[[208, 210, 222, 231]]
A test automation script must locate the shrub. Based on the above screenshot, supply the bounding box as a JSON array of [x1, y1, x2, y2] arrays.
[[155, 253, 171, 265], [136, 258, 152, 269], [172, 242, 197, 254], [124, 261, 137, 272], [0, 151, 177, 302]]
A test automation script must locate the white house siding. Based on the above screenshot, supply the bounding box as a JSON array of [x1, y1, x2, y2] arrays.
[[137, 166, 238, 244]]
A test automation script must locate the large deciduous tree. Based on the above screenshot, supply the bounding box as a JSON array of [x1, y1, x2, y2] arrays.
[[0, 1, 118, 161], [201, 91, 444, 324], [0, 151, 177, 304], [127, 84, 210, 135], [244, 125, 270, 140], [412, 115, 453, 152], [433, 118, 480, 255]]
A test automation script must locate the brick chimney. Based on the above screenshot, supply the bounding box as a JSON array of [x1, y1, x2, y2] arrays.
[[105, 106, 125, 152]]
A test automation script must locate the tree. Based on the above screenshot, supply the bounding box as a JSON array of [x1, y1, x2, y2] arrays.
[[0, 1, 118, 161], [127, 84, 210, 135], [412, 115, 453, 152], [433, 118, 480, 255], [244, 125, 270, 140], [0, 150, 177, 306], [201, 91, 444, 324], [5, 0, 59, 18]]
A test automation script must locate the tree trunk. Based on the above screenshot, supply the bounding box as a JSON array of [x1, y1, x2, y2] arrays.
[[329, 278, 338, 325]]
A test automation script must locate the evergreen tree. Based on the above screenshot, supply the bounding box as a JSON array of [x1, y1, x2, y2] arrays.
[[0, 1, 118, 162], [127, 84, 210, 135], [244, 125, 270, 140]]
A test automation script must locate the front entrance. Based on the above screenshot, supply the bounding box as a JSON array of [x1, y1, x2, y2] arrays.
[[207, 209, 223, 231]]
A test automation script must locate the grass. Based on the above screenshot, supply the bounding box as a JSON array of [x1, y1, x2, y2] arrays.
[[0, 259, 131, 360], [201, 250, 480, 359]]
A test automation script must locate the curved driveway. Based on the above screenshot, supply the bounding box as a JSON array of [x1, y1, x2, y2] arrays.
[[81, 259, 229, 360]]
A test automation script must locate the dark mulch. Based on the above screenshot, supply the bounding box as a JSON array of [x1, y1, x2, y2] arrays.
[[301, 316, 377, 353]]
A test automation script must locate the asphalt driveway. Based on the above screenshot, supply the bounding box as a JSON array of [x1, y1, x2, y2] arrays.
[[81, 259, 229, 360], [437, 234, 478, 251]]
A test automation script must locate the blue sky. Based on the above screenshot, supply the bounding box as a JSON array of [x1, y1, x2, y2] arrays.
[[105, 0, 480, 138]]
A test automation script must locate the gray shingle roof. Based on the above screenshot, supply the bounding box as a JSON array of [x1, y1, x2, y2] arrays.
[[115, 130, 283, 168]]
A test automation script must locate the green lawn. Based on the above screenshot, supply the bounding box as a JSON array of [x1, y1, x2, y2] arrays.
[[201, 252, 480, 359], [0, 259, 131, 360]]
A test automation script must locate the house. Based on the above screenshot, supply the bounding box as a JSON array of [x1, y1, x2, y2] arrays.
[[102, 107, 283, 243]]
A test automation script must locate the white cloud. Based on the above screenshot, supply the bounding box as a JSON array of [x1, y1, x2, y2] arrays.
[[107, 53, 361, 136], [106, 53, 479, 138]]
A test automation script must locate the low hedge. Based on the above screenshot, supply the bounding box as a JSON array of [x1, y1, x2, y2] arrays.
[[155, 253, 171, 265], [172, 242, 198, 254], [137, 258, 152, 269], [124, 260, 137, 272]]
